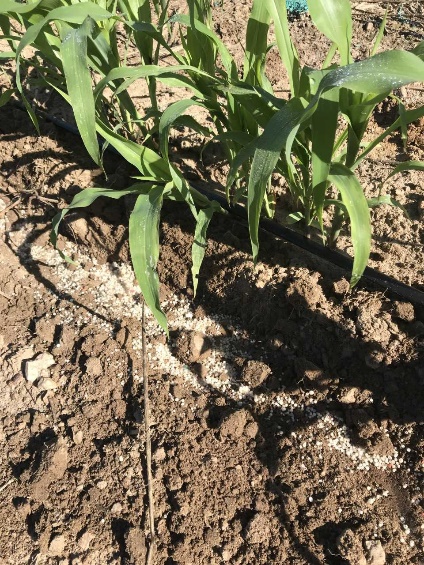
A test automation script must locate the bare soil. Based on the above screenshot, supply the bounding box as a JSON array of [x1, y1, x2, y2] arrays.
[[0, 3, 423, 564]]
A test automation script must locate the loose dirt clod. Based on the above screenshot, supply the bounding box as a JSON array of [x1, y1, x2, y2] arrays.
[[24, 352, 55, 383], [336, 529, 367, 565], [365, 539, 386, 565], [49, 534, 65, 556]]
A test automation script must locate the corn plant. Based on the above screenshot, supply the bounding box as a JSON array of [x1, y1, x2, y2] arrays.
[[222, 0, 424, 286], [0, 0, 423, 333], [0, 0, 228, 334]]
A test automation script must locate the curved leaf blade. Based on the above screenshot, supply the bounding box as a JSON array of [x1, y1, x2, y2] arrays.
[[159, 98, 205, 160], [319, 50, 424, 95], [382, 160, 424, 185], [61, 18, 100, 166], [247, 98, 305, 261], [308, 0, 352, 65], [50, 186, 145, 259], [328, 164, 371, 286], [264, 0, 300, 95], [192, 207, 214, 297], [129, 187, 168, 334]]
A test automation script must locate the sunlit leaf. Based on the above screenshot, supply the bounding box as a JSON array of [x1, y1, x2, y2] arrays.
[[328, 163, 371, 286], [129, 186, 168, 334]]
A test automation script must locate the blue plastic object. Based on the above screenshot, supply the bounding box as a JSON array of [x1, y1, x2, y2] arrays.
[[286, 0, 308, 14]]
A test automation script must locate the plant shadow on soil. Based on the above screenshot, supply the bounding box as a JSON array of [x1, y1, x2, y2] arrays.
[[2, 115, 424, 562], [163, 208, 423, 563]]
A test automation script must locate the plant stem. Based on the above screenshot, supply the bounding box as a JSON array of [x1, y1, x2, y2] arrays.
[[142, 302, 156, 565]]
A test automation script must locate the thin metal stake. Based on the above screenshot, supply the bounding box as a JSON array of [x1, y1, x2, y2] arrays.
[[143, 302, 156, 565]]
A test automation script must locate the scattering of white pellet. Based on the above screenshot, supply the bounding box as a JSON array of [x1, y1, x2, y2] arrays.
[[21, 239, 415, 476]]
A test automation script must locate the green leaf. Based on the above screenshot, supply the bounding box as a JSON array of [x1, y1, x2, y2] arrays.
[[311, 88, 339, 228], [226, 82, 282, 128], [247, 98, 305, 261], [285, 211, 304, 224], [412, 41, 424, 61], [382, 160, 424, 185], [355, 105, 424, 168], [159, 98, 205, 160], [0, 87, 15, 106], [328, 163, 371, 286], [264, 0, 300, 95], [50, 186, 145, 260], [319, 50, 424, 95], [367, 195, 407, 216], [96, 120, 170, 180], [170, 13, 236, 79], [308, 0, 352, 65], [191, 207, 214, 297], [14, 2, 114, 132], [244, 0, 270, 87], [61, 18, 100, 167], [94, 63, 216, 101], [129, 187, 168, 334], [370, 9, 387, 57], [243, 49, 424, 262]]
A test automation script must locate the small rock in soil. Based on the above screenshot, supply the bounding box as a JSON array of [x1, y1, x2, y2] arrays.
[[35, 318, 56, 343], [392, 301, 414, 322], [153, 447, 166, 462], [111, 502, 123, 514], [294, 357, 331, 387], [85, 357, 103, 377], [221, 548, 232, 562], [242, 360, 271, 388], [72, 430, 83, 445], [190, 331, 211, 362], [96, 480, 107, 490], [36, 376, 59, 391], [28, 438, 68, 497], [336, 529, 367, 565], [349, 408, 379, 439], [24, 352, 55, 383], [78, 530, 95, 551], [219, 409, 248, 440], [125, 527, 146, 563], [13, 497, 31, 518], [244, 513, 270, 544], [333, 278, 350, 296], [48, 534, 65, 556], [338, 387, 359, 404], [365, 539, 386, 565]]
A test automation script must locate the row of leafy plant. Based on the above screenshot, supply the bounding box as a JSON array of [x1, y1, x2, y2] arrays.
[[0, 0, 423, 333]]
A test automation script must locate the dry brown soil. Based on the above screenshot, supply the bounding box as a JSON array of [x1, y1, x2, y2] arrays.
[[0, 2, 423, 564]]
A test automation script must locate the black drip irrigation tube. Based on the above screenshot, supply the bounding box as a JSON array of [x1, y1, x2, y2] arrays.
[[12, 103, 424, 307], [195, 186, 424, 307]]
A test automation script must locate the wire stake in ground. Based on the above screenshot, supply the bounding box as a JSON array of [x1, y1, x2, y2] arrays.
[[142, 301, 156, 565]]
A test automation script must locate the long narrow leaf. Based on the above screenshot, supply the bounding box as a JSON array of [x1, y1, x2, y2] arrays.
[[264, 0, 300, 95], [96, 120, 170, 180], [192, 207, 214, 297], [247, 98, 305, 261], [246, 49, 424, 260], [308, 0, 352, 65], [129, 187, 168, 334], [311, 88, 339, 228], [50, 186, 146, 258], [370, 9, 387, 57], [61, 18, 100, 167], [170, 13, 236, 79], [354, 106, 424, 168], [159, 98, 205, 160], [381, 161, 424, 186], [328, 164, 371, 286], [244, 0, 270, 86]]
